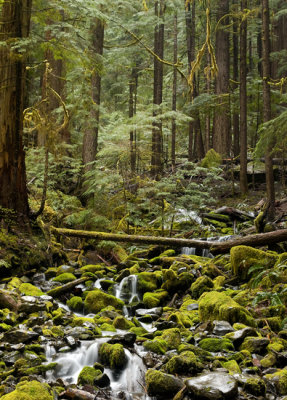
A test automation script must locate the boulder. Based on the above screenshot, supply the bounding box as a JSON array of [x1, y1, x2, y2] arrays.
[[0, 380, 53, 400], [185, 372, 238, 399], [145, 369, 184, 398], [84, 289, 124, 314]]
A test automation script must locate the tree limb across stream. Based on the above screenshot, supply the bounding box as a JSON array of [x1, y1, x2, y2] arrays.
[[51, 227, 287, 254]]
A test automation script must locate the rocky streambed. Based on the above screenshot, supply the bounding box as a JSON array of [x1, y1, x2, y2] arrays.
[[1, 243, 287, 399]]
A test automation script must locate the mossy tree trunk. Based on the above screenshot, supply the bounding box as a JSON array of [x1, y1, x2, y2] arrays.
[[0, 0, 31, 217]]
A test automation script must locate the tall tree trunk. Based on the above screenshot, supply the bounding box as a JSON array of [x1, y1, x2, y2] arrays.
[[82, 18, 104, 174], [233, 11, 240, 158], [205, 53, 211, 152], [271, 0, 287, 79], [129, 68, 137, 174], [262, 0, 275, 218], [171, 13, 178, 171], [0, 0, 31, 217], [185, 0, 194, 160], [213, 0, 230, 156], [240, 0, 248, 194], [151, 0, 165, 178]]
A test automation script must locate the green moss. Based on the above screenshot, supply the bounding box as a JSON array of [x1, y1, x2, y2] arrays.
[[100, 323, 117, 332], [213, 276, 226, 289], [199, 338, 234, 352], [260, 352, 277, 368], [191, 275, 214, 299], [18, 283, 44, 297], [80, 264, 104, 274], [0, 323, 12, 332], [161, 328, 181, 350], [99, 343, 127, 369], [201, 149, 222, 168], [265, 369, 287, 395], [84, 289, 124, 314], [67, 296, 83, 312], [243, 377, 266, 397], [71, 316, 95, 327], [143, 339, 168, 354], [137, 272, 159, 293], [230, 245, 278, 281], [77, 366, 102, 386], [113, 316, 135, 330], [143, 290, 168, 308], [7, 277, 22, 289], [0, 380, 53, 400], [129, 326, 148, 336], [145, 369, 184, 397], [52, 273, 76, 284], [163, 351, 203, 374], [198, 291, 254, 326], [222, 359, 241, 374]]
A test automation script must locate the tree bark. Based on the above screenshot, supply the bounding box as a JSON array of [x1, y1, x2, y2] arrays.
[[262, 0, 275, 219], [171, 13, 177, 171], [82, 18, 105, 173], [51, 226, 287, 255], [213, 0, 230, 156], [0, 0, 31, 217], [240, 0, 248, 194], [151, 0, 165, 178], [232, 11, 240, 158], [185, 0, 194, 160], [47, 277, 90, 298], [129, 68, 137, 174]]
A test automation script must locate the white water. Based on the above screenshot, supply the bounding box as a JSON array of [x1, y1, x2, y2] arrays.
[[115, 275, 139, 304], [46, 339, 152, 399]]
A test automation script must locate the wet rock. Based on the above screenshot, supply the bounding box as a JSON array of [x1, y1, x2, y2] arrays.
[[186, 303, 199, 311], [99, 342, 127, 369], [145, 369, 184, 398], [65, 335, 79, 349], [264, 369, 287, 395], [240, 337, 270, 355], [154, 320, 177, 330], [77, 366, 102, 386], [185, 371, 238, 399], [235, 373, 266, 396], [212, 320, 234, 336], [107, 332, 136, 347], [226, 327, 258, 348], [2, 328, 39, 344], [84, 289, 124, 314], [163, 351, 204, 375], [136, 307, 163, 317], [18, 295, 49, 313], [94, 372, 110, 387]]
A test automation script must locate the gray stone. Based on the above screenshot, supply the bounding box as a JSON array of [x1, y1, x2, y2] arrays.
[[136, 307, 163, 317], [185, 372, 238, 399], [2, 329, 39, 344], [212, 320, 234, 336]]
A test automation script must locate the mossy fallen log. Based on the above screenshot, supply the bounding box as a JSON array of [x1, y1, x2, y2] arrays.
[[47, 277, 90, 298], [51, 227, 287, 254]]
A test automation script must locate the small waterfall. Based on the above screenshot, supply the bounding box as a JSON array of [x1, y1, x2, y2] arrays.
[[115, 275, 139, 304], [46, 340, 152, 399]]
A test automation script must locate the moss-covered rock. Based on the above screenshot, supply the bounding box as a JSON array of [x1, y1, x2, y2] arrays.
[[239, 337, 270, 355], [113, 316, 135, 330], [137, 272, 159, 293], [191, 275, 214, 299], [161, 328, 181, 350], [230, 245, 278, 281], [53, 273, 77, 284], [201, 148, 222, 168], [221, 359, 241, 374], [145, 369, 184, 398], [18, 283, 44, 297], [84, 289, 124, 314], [198, 291, 255, 326], [143, 338, 168, 354], [66, 296, 83, 313], [264, 369, 287, 395], [143, 290, 168, 308], [77, 366, 102, 386], [0, 380, 53, 400], [99, 343, 127, 369], [163, 351, 203, 375], [199, 337, 234, 352], [80, 264, 104, 274]]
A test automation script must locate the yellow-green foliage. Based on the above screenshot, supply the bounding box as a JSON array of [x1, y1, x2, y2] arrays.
[[0, 380, 53, 400], [199, 291, 254, 326], [201, 149, 222, 168], [84, 289, 124, 314], [230, 245, 278, 281]]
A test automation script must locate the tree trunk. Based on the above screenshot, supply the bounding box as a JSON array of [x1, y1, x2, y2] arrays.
[[171, 13, 177, 171], [213, 0, 230, 156], [82, 18, 104, 174], [262, 0, 275, 219], [240, 0, 248, 194], [232, 11, 240, 158], [129, 68, 137, 174], [151, 0, 165, 178], [185, 0, 194, 160], [51, 226, 287, 255], [0, 0, 31, 217]]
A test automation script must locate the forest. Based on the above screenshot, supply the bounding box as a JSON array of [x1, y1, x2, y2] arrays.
[[0, 0, 287, 399]]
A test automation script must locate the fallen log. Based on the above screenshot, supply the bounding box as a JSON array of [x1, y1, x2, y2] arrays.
[[47, 276, 90, 298], [51, 226, 287, 255], [59, 388, 96, 400]]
